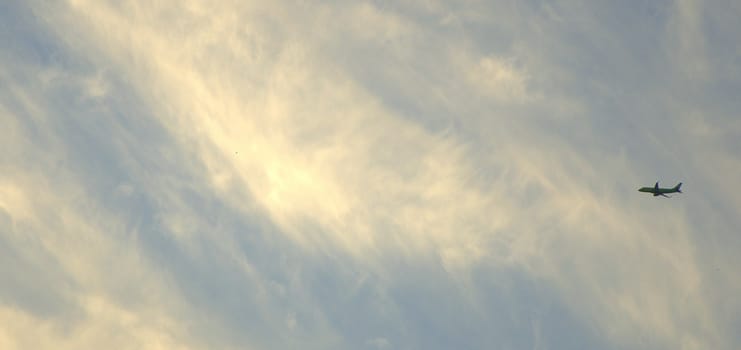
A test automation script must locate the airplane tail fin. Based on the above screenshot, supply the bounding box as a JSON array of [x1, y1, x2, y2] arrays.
[[674, 182, 682, 193]]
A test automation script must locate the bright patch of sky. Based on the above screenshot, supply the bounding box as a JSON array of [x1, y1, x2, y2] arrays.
[[2, 1, 740, 349]]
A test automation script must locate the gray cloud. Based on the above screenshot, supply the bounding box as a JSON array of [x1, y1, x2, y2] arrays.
[[1, 0, 740, 349]]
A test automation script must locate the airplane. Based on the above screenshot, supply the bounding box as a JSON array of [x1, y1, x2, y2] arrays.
[[638, 182, 682, 197]]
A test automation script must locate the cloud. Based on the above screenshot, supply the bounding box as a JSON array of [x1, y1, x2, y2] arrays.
[[0, 142, 197, 349], [2, 0, 740, 349], [466, 55, 532, 102]]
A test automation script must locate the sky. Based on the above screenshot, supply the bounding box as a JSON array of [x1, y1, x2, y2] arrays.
[[1, 0, 740, 349]]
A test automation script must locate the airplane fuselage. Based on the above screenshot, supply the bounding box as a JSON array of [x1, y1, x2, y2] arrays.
[[638, 182, 682, 197], [638, 187, 678, 194]]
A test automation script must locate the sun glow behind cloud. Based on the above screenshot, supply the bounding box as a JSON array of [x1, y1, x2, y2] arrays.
[[2, 0, 740, 349]]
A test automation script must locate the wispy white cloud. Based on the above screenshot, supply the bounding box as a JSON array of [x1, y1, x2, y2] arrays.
[[2, 0, 740, 349]]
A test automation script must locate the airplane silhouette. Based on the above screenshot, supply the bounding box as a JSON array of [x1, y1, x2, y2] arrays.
[[638, 182, 682, 198]]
